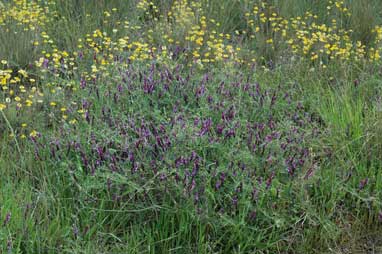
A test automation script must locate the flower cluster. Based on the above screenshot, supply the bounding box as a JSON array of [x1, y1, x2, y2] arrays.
[[27, 63, 323, 219], [245, 1, 382, 64]]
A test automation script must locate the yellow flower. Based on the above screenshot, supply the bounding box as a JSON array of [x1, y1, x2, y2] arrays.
[[0, 77, 6, 85], [25, 100, 33, 107], [18, 69, 28, 78], [29, 130, 38, 138], [0, 104, 6, 111]]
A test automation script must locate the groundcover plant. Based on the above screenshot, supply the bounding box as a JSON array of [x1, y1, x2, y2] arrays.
[[0, 0, 382, 253]]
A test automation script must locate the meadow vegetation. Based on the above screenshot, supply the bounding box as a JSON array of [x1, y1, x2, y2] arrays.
[[0, 0, 382, 253]]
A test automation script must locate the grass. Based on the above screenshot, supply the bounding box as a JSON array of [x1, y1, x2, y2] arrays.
[[0, 0, 382, 253]]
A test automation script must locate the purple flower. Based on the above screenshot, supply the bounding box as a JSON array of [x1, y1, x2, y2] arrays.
[[143, 77, 155, 94], [160, 173, 167, 181], [196, 84, 205, 98], [80, 77, 86, 89], [216, 124, 224, 135], [43, 58, 49, 68], [225, 128, 236, 139], [199, 118, 212, 136], [3, 212, 11, 226], [194, 117, 200, 126], [215, 180, 222, 190], [232, 195, 238, 208], [7, 239, 12, 253], [265, 134, 273, 143]]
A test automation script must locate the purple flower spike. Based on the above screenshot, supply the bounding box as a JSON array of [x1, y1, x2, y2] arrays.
[[199, 118, 212, 136], [80, 77, 86, 89], [215, 180, 222, 190], [232, 195, 238, 208], [3, 212, 11, 226]]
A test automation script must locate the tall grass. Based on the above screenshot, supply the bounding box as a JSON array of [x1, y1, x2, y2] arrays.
[[0, 21, 40, 68]]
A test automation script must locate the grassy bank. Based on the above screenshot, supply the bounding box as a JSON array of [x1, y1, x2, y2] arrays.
[[0, 0, 382, 253]]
